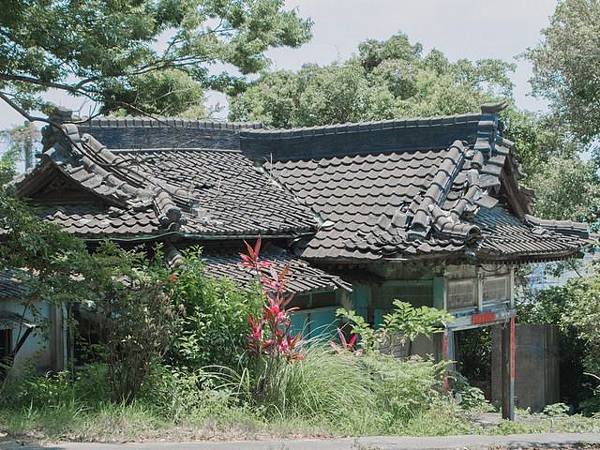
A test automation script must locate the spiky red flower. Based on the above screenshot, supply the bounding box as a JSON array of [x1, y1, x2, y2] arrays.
[[241, 238, 304, 362]]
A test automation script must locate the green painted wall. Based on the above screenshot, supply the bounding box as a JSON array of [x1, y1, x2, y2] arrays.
[[350, 284, 370, 320], [289, 307, 338, 340], [433, 276, 445, 310], [289, 265, 448, 337]]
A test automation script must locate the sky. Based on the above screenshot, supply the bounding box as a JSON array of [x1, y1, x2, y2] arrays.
[[0, 0, 558, 130]]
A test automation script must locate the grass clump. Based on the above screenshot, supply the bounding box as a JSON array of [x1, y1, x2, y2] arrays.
[[226, 344, 467, 436]]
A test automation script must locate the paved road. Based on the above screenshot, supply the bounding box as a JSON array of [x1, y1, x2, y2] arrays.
[[2, 433, 600, 450]]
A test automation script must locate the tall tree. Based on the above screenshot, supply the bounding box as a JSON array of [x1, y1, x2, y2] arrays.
[[230, 33, 514, 128], [526, 0, 600, 144], [529, 156, 600, 223], [0, 0, 312, 120]]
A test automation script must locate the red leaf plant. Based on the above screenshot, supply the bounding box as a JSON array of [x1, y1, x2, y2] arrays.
[[241, 238, 304, 362], [330, 328, 358, 354]]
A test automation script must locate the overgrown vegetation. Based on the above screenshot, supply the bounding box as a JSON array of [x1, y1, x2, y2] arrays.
[[1, 229, 598, 442], [0, 233, 471, 440], [337, 301, 453, 355]]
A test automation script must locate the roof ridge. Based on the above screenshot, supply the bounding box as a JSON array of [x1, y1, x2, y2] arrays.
[[242, 113, 483, 139], [109, 147, 242, 154], [82, 116, 263, 131]]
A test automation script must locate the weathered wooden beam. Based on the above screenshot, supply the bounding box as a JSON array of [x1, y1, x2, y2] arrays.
[[440, 328, 456, 391]]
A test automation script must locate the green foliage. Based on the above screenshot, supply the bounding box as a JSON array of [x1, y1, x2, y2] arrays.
[[169, 248, 263, 370], [382, 300, 454, 343], [229, 32, 514, 128], [0, 0, 312, 117], [337, 300, 452, 352], [334, 308, 376, 350], [84, 243, 181, 403], [543, 402, 571, 417], [455, 328, 492, 391], [108, 69, 206, 118], [526, 0, 600, 143], [1, 364, 110, 410], [2, 359, 600, 440], [0, 179, 180, 402], [0, 181, 90, 314], [559, 276, 600, 376], [527, 156, 600, 222], [451, 373, 490, 411], [500, 108, 579, 180]]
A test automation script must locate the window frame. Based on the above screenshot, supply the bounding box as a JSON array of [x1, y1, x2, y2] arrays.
[[482, 275, 511, 305], [445, 278, 478, 312], [444, 267, 514, 313]]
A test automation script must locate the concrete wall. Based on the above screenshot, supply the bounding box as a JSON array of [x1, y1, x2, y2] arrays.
[[492, 324, 559, 411], [0, 300, 66, 374]]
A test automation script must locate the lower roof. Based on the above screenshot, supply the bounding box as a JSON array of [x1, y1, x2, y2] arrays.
[[170, 244, 352, 294]]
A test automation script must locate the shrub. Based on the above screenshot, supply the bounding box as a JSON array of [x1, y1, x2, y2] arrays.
[[336, 301, 453, 354], [138, 364, 242, 423], [1, 363, 109, 410], [169, 247, 263, 370], [83, 242, 181, 403]]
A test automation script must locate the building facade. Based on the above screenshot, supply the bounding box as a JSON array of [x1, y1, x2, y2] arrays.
[[0, 103, 590, 417]]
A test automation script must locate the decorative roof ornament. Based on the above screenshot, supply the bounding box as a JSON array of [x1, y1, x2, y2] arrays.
[[480, 101, 508, 115], [41, 107, 80, 156]]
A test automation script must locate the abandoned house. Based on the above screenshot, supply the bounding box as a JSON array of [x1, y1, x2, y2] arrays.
[[0, 103, 590, 418]]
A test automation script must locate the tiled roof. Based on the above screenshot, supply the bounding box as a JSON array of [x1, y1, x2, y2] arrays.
[[15, 111, 316, 240], [260, 109, 590, 263], [476, 207, 589, 262], [37, 205, 161, 238], [113, 148, 316, 237], [11, 105, 590, 264], [199, 247, 351, 294]]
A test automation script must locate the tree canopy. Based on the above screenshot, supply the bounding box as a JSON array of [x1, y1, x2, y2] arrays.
[[0, 0, 312, 120], [526, 0, 600, 144], [229, 32, 515, 128]]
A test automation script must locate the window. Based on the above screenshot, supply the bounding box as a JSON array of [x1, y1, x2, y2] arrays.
[[380, 281, 433, 308], [446, 279, 477, 310], [483, 276, 510, 304]]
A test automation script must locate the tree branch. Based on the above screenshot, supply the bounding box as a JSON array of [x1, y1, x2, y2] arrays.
[[0, 91, 53, 125]]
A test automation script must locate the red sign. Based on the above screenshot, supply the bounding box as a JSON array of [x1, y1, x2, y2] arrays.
[[470, 311, 497, 325]]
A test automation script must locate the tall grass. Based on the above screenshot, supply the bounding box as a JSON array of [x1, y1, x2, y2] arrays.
[[219, 344, 455, 435]]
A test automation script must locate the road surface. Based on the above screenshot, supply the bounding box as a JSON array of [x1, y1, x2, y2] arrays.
[[2, 432, 600, 449]]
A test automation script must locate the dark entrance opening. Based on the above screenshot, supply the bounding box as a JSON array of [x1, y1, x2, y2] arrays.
[[454, 326, 493, 400], [0, 328, 12, 378]]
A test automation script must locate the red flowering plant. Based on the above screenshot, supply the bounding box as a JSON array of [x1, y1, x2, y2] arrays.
[[241, 238, 304, 362], [330, 328, 358, 354]]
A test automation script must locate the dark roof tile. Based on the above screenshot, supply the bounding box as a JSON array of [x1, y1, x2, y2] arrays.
[[199, 246, 351, 294]]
